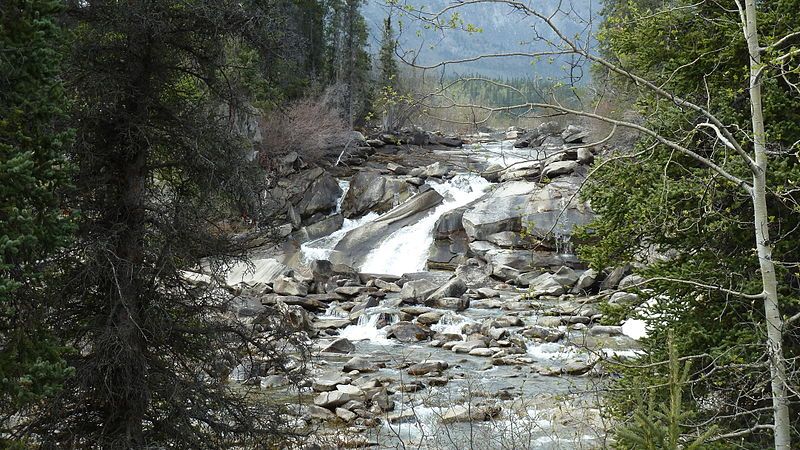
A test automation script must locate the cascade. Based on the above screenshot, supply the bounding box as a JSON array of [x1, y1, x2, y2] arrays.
[[359, 173, 491, 275]]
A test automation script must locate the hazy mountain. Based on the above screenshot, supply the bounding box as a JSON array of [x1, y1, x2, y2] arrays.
[[362, 0, 598, 80]]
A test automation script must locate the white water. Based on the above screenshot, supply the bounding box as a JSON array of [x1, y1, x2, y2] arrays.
[[360, 173, 492, 275], [338, 309, 399, 345], [300, 179, 379, 264], [430, 312, 477, 336]]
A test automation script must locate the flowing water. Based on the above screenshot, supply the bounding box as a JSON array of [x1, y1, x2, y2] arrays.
[[360, 173, 492, 275]]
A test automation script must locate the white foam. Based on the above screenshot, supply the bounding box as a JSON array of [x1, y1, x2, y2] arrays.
[[360, 173, 491, 275]]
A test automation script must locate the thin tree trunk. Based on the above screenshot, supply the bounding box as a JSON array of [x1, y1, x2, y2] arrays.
[[743, 0, 791, 447]]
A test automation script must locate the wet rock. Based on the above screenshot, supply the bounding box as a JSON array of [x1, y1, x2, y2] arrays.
[[523, 326, 565, 342], [425, 277, 468, 302], [563, 360, 594, 375], [400, 279, 438, 303], [386, 321, 433, 342], [561, 315, 591, 325], [340, 170, 412, 218], [387, 162, 408, 175], [476, 287, 500, 298], [589, 325, 624, 336], [452, 340, 487, 353], [469, 348, 495, 357], [334, 190, 443, 267], [343, 357, 378, 373], [426, 296, 469, 311], [261, 294, 325, 312], [407, 360, 449, 376], [321, 338, 355, 354], [417, 311, 445, 325], [272, 277, 308, 297], [440, 404, 501, 424], [430, 135, 463, 147], [372, 389, 393, 411], [334, 286, 368, 297]]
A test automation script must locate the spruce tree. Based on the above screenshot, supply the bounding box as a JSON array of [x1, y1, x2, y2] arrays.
[[20, 1, 303, 447], [0, 0, 73, 441]]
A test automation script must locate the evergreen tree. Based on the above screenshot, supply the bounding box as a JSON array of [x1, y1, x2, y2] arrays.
[[580, 0, 800, 445], [325, 0, 372, 126], [378, 16, 398, 90], [0, 0, 73, 441], [20, 1, 303, 447]]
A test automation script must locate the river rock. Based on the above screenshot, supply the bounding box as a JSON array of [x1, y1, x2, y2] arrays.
[[273, 277, 308, 297], [543, 160, 579, 178], [308, 404, 336, 420], [407, 360, 449, 376], [441, 404, 501, 424], [321, 338, 355, 354], [343, 357, 378, 373], [341, 170, 413, 218], [572, 268, 598, 293], [475, 287, 500, 298], [523, 326, 565, 342], [335, 286, 367, 297], [400, 279, 438, 303], [417, 311, 445, 325], [425, 277, 468, 302], [374, 278, 401, 292], [295, 172, 343, 220], [314, 390, 356, 409], [336, 407, 358, 422], [589, 325, 624, 336], [552, 266, 580, 288], [528, 273, 566, 296], [562, 124, 589, 143], [452, 340, 487, 353], [426, 297, 469, 311], [609, 292, 640, 306], [600, 265, 630, 290], [386, 322, 433, 342], [619, 274, 646, 290], [563, 360, 594, 375]]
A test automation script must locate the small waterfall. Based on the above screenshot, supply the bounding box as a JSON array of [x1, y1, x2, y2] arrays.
[[554, 233, 575, 256], [360, 173, 491, 275], [429, 312, 477, 336], [338, 308, 400, 345], [300, 179, 378, 264]]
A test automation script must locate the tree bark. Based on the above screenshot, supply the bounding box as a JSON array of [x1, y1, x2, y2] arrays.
[[743, 0, 792, 447]]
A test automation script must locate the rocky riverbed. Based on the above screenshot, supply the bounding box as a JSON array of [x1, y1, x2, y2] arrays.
[[220, 123, 647, 448]]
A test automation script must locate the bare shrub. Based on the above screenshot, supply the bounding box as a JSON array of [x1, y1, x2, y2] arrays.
[[258, 90, 347, 170]]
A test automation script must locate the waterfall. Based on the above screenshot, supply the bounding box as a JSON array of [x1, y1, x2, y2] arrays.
[[338, 308, 400, 344], [359, 173, 491, 276], [300, 179, 378, 263]]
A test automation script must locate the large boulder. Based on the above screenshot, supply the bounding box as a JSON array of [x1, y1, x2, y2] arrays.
[[425, 277, 468, 302], [462, 176, 594, 247], [386, 322, 433, 342], [400, 279, 439, 303], [341, 170, 413, 218], [295, 172, 343, 220]]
